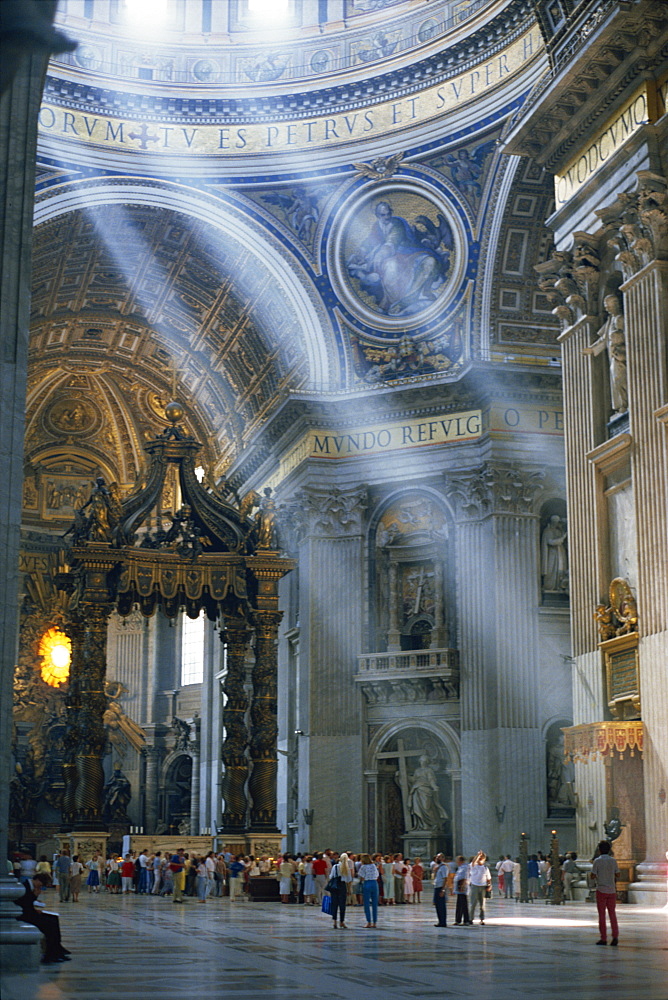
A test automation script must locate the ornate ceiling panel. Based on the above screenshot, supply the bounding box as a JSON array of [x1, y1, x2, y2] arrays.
[[29, 202, 311, 483]]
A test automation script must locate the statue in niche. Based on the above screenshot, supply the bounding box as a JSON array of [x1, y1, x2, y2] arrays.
[[541, 515, 569, 594], [546, 729, 575, 815], [102, 762, 132, 821], [583, 294, 628, 415], [408, 755, 448, 830]]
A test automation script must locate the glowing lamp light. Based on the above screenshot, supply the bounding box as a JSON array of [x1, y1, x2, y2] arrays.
[[39, 628, 72, 687]]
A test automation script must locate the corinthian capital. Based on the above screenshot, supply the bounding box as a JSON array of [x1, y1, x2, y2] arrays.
[[598, 172, 668, 279], [286, 485, 368, 538], [446, 463, 545, 519], [535, 234, 600, 330]]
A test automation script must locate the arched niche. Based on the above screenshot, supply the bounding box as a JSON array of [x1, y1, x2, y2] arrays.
[[161, 752, 193, 836], [368, 488, 455, 653], [543, 717, 576, 819], [366, 719, 461, 857]]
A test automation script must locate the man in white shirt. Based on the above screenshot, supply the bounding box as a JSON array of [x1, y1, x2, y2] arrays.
[[432, 853, 448, 927], [138, 850, 149, 894], [500, 855, 515, 898]]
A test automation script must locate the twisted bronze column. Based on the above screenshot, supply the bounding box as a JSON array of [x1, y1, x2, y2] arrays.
[[61, 558, 115, 831], [70, 601, 112, 829], [220, 619, 251, 830], [248, 610, 282, 829]]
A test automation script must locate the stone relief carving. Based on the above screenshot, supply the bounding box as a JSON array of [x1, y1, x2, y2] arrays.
[[376, 492, 448, 546], [285, 486, 368, 539]]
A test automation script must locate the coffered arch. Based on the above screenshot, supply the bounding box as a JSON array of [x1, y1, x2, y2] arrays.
[[31, 178, 338, 469]]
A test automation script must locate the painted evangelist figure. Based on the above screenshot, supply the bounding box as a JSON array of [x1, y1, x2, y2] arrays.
[[346, 199, 453, 316]]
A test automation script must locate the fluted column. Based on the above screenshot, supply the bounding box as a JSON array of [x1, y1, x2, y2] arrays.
[[608, 175, 668, 865], [624, 256, 668, 863], [189, 737, 201, 835], [447, 464, 545, 855], [248, 611, 282, 829], [220, 620, 250, 830], [387, 561, 400, 650], [144, 746, 160, 834], [294, 486, 367, 849]]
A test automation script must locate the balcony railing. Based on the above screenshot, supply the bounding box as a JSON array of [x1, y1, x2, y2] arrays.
[[356, 648, 458, 675]]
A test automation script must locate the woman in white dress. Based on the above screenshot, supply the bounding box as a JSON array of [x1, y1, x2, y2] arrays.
[[403, 860, 414, 903], [303, 856, 316, 904]]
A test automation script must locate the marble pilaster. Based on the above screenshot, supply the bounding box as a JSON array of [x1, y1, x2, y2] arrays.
[[447, 464, 547, 857], [622, 252, 668, 865], [0, 47, 51, 968], [295, 486, 366, 850]]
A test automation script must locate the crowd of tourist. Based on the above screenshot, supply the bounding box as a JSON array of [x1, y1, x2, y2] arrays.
[[8, 839, 620, 961]]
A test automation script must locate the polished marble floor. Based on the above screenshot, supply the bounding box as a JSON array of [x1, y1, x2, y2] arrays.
[[2, 890, 667, 1000]]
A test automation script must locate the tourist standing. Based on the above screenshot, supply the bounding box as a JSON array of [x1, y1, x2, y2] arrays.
[[228, 854, 245, 901], [500, 855, 515, 898], [56, 848, 72, 902], [303, 855, 316, 905], [107, 856, 121, 894], [453, 855, 471, 925], [432, 852, 448, 927], [170, 848, 186, 903], [393, 854, 406, 904], [70, 855, 84, 902], [329, 852, 353, 928], [86, 853, 101, 893], [562, 852, 579, 901], [412, 857, 424, 904], [312, 852, 328, 904], [382, 855, 395, 905], [527, 854, 539, 900], [403, 859, 414, 903], [359, 853, 379, 928], [121, 853, 135, 894], [591, 841, 620, 946], [468, 851, 492, 925]]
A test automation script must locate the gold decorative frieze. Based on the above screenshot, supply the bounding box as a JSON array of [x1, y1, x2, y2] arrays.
[[563, 721, 644, 763]]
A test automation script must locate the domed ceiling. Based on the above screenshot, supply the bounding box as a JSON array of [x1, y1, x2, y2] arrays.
[[25, 0, 557, 528]]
